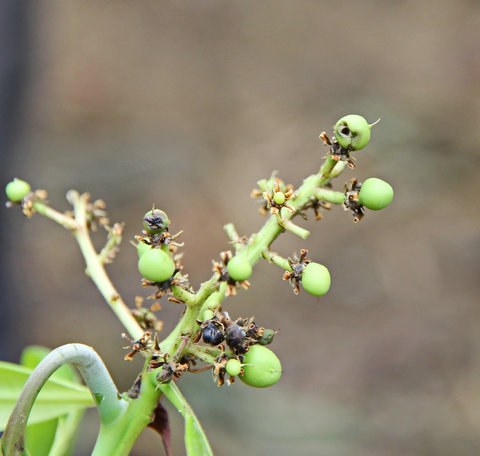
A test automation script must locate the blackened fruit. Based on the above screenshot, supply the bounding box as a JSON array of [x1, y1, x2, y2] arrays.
[[202, 323, 225, 346]]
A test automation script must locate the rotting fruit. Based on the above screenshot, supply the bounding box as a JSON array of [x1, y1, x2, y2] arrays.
[[143, 209, 170, 234], [239, 345, 282, 388], [334, 114, 371, 151]]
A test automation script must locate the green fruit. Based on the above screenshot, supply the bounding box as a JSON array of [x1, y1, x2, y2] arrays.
[[200, 309, 214, 321], [225, 359, 242, 377], [334, 114, 371, 150], [143, 209, 170, 234], [273, 191, 286, 205], [5, 178, 31, 202], [239, 345, 282, 388], [358, 178, 394, 210], [257, 328, 275, 346], [136, 241, 152, 258], [301, 262, 331, 296], [138, 248, 175, 282], [227, 256, 252, 282]]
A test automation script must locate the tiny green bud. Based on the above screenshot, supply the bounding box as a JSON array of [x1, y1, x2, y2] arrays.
[[334, 114, 371, 151], [138, 248, 175, 282], [143, 209, 170, 234], [257, 328, 275, 346], [273, 191, 286, 205], [227, 256, 252, 282], [358, 178, 394, 210], [239, 345, 282, 388], [225, 359, 242, 377], [5, 178, 31, 203], [301, 262, 331, 296]]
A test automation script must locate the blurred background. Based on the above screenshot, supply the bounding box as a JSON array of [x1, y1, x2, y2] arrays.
[[1, 1, 479, 455]]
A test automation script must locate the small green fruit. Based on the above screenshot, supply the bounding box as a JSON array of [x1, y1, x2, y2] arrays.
[[227, 256, 252, 282], [273, 191, 286, 205], [138, 248, 175, 282], [143, 209, 170, 234], [136, 241, 152, 258], [334, 114, 371, 151], [256, 328, 275, 346], [301, 262, 331, 296], [5, 178, 31, 202], [239, 345, 282, 388], [225, 359, 242, 377], [200, 309, 214, 321], [358, 178, 394, 210]]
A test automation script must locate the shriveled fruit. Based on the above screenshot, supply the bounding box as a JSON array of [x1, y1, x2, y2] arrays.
[[143, 209, 170, 234]]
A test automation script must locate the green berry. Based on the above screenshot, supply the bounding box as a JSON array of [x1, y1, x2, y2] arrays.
[[138, 248, 175, 282], [334, 114, 371, 151], [358, 178, 394, 210], [239, 345, 282, 388], [273, 191, 286, 205], [136, 241, 152, 258], [225, 359, 242, 377], [227, 256, 252, 282], [301, 262, 331, 296], [143, 209, 170, 234], [5, 178, 31, 202]]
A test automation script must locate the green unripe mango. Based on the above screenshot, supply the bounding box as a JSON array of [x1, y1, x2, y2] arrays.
[[239, 345, 282, 388], [358, 178, 394, 210], [334, 114, 371, 150], [5, 178, 31, 202], [301, 262, 331, 296], [227, 256, 252, 282], [138, 248, 175, 282]]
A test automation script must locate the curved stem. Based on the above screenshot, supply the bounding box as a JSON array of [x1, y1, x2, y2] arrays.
[[2, 344, 128, 456]]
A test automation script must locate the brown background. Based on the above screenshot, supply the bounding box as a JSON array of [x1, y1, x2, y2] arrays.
[[2, 1, 480, 455]]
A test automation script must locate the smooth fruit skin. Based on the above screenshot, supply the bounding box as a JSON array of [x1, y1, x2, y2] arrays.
[[239, 345, 282, 388], [227, 256, 252, 282], [225, 359, 242, 377], [358, 178, 394, 210], [136, 241, 152, 258], [334, 115, 371, 150], [301, 262, 331, 296], [138, 248, 175, 282], [5, 178, 31, 202], [273, 192, 286, 205]]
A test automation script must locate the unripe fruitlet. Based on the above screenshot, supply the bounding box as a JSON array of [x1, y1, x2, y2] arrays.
[[227, 256, 252, 282], [239, 345, 282, 388], [301, 262, 331, 296], [358, 178, 394, 210], [225, 359, 242, 377], [138, 248, 175, 282], [5, 178, 31, 203], [136, 241, 152, 258], [334, 114, 371, 151], [273, 191, 286, 205]]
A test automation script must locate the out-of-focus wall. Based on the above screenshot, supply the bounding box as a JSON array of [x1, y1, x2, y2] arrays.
[[2, 1, 479, 455]]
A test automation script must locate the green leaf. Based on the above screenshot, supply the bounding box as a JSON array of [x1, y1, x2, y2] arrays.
[[0, 361, 94, 431], [25, 418, 58, 456], [184, 411, 213, 456]]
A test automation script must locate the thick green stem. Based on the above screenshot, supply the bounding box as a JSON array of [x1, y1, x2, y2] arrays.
[[313, 188, 345, 205], [262, 250, 292, 271], [2, 344, 128, 456]]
